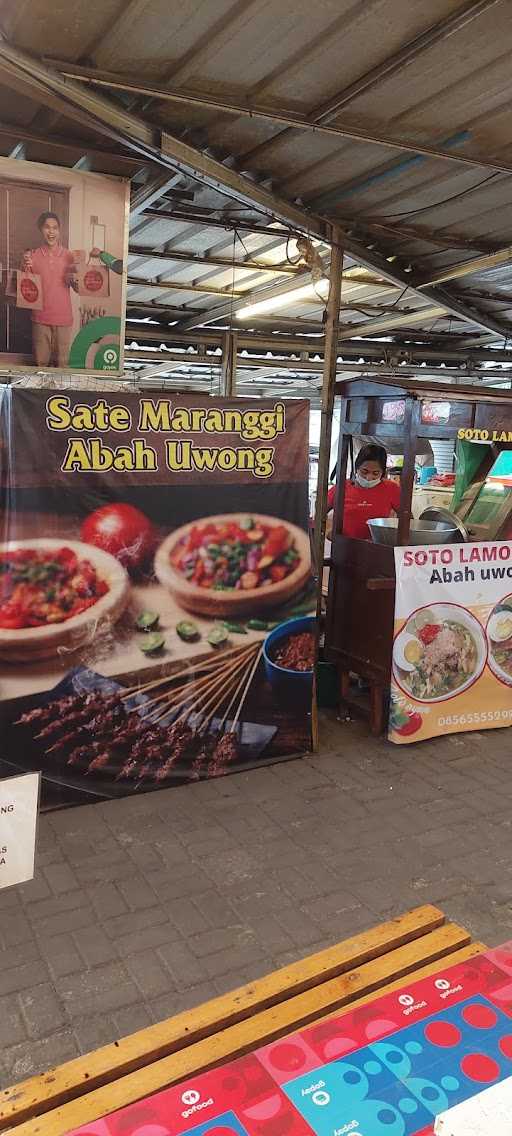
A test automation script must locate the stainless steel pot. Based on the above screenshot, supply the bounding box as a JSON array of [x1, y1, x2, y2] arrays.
[[367, 518, 459, 546]]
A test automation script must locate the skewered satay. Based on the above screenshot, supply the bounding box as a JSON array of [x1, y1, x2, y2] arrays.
[[153, 725, 195, 781], [15, 694, 81, 726], [87, 749, 112, 773], [190, 734, 217, 781], [208, 732, 239, 777], [67, 745, 91, 767], [116, 756, 136, 780], [135, 759, 160, 784], [86, 707, 124, 736], [35, 697, 108, 740], [47, 729, 87, 756]]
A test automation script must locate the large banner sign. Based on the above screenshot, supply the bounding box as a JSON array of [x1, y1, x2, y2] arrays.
[[389, 541, 512, 744], [0, 389, 314, 805], [0, 157, 128, 375]]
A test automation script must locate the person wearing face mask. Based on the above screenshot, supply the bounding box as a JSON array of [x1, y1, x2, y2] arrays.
[[326, 443, 400, 540]]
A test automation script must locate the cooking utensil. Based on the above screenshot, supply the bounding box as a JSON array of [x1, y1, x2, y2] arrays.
[[368, 518, 458, 546], [419, 506, 469, 543]]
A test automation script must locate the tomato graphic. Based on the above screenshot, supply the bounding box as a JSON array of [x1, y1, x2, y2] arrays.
[[83, 268, 104, 293], [81, 503, 155, 573], [396, 712, 423, 737], [20, 277, 39, 303]]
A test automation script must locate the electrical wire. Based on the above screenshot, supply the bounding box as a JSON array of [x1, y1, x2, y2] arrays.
[[373, 172, 501, 219], [385, 283, 411, 310]]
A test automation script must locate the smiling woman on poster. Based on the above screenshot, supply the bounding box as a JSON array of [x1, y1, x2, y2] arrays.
[[21, 212, 77, 369]]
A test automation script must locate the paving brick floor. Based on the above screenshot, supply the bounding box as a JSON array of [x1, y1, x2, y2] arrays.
[[2, 710, 512, 1087]]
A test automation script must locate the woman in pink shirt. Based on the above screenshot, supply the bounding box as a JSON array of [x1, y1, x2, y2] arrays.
[[22, 212, 76, 369]]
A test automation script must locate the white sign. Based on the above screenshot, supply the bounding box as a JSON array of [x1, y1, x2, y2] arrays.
[[435, 1075, 512, 1133], [0, 772, 40, 889]]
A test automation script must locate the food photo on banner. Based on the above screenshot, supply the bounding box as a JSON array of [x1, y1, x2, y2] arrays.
[[0, 156, 128, 374], [0, 388, 315, 805], [389, 541, 512, 744]]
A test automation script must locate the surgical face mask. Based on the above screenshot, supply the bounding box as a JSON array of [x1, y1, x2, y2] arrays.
[[356, 471, 382, 489]]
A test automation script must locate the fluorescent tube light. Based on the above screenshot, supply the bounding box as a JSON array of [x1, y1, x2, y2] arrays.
[[236, 278, 329, 320]]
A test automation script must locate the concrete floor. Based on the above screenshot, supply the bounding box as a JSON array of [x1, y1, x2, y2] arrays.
[[2, 710, 512, 1088]]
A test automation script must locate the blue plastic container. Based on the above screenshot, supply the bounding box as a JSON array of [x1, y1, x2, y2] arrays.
[[419, 466, 437, 485], [263, 616, 315, 702]]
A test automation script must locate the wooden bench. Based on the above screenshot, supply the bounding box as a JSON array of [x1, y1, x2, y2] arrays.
[[1, 905, 484, 1136]]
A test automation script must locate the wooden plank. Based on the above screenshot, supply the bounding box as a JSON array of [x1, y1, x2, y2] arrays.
[[8, 921, 470, 1136], [0, 904, 443, 1130]]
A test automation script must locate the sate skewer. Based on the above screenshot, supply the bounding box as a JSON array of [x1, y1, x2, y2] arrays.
[[151, 644, 257, 726], [120, 643, 257, 700], [208, 645, 263, 777]]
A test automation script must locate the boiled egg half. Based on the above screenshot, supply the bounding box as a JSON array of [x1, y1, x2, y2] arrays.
[[394, 632, 423, 672], [488, 611, 512, 644]]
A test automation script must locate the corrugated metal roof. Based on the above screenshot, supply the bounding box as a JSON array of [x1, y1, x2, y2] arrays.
[[2, 0, 512, 389]]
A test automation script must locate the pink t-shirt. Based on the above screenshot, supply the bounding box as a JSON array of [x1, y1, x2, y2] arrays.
[[30, 245, 74, 326]]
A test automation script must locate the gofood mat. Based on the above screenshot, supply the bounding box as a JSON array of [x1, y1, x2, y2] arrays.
[[67, 943, 512, 1136]]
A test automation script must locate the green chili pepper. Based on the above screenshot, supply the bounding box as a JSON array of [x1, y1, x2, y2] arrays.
[[176, 620, 200, 642], [247, 618, 271, 631], [136, 610, 160, 631], [223, 621, 248, 634], [208, 625, 229, 647], [139, 632, 165, 654]]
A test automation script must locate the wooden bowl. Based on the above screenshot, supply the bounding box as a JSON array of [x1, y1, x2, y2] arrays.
[[154, 514, 311, 618], [0, 539, 130, 662]]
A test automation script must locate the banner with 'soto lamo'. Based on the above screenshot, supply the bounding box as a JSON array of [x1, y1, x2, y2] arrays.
[[0, 156, 128, 375], [0, 389, 315, 806], [389, 541, 512, 744]]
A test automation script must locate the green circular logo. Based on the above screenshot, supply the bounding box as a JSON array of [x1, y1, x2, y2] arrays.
[[94, 343, 120, 371], [68, 317, 121, 371]]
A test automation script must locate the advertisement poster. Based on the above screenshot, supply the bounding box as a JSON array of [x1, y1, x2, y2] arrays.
[[0, 156, 128, 374], [0, 389, 314, 805], [65, 943, 512, 1136], [389, 542, 512, 744]]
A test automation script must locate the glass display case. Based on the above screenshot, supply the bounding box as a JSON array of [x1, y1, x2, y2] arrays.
[[458, 449, 512, 539]]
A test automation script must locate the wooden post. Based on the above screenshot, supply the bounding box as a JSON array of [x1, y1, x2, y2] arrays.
[[314, 227, 343, 591], [311, 230, 342, 752], [397, 399, 420, 545], [221, 330, 238, 396]]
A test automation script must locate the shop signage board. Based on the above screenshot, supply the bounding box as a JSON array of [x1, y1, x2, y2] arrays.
[[0, 772, 39, 889], [66, 942, 512, 1136], [0, 389, 314, 804], [389, 541, 512, 743], [0, 155, 128, 375]]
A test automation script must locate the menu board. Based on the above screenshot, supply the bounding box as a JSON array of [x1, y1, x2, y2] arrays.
[[66, 943, 512, 1136]]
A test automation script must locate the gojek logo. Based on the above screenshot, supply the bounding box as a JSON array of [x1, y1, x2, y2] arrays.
[[312, 1090, 330, 1107], [435, 976, 463, 1000], [181, 1089, 214, 1119], [182, 1091, 200, 1106], [398, 991, 427, 1017]]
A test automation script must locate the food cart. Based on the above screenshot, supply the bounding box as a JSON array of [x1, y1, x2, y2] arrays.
[[325, 375, 512, 734]]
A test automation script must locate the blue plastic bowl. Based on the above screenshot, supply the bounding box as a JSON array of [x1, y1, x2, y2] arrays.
[[263, 616, 316, 701]]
